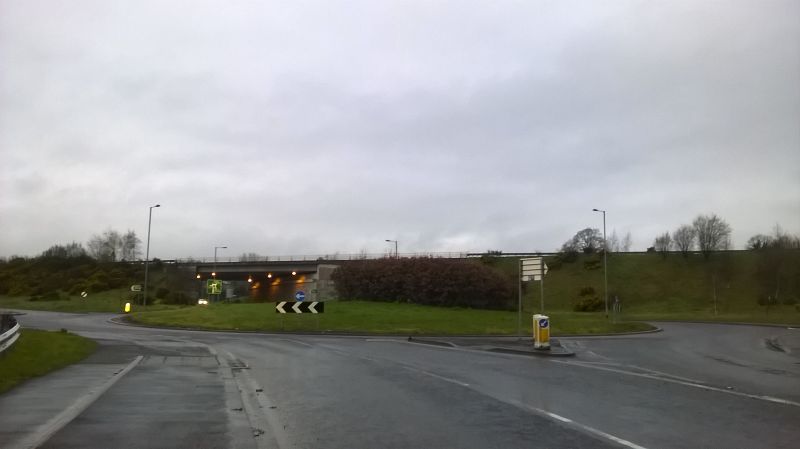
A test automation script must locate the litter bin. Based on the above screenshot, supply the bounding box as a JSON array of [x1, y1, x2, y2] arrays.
[[532, 314, 550, 350]]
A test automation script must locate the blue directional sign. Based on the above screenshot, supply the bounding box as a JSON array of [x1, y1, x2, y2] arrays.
[[295, 291, 306, 302], [539, 318, 549, 328]]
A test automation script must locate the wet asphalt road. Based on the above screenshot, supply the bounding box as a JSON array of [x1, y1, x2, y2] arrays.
[[1, 311, 799, 449]]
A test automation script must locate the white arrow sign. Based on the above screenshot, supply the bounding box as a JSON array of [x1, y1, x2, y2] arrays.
[[309, 302, 319, 314], [292, 302, 303, 313], [276, 301, 288, 313]]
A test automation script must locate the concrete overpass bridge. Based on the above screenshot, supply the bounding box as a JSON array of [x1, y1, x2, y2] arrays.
[[161, 252, 546, 302], [173, 253, 472, 302]]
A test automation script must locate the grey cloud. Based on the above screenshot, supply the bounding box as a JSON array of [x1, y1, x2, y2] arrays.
[[1, 0, 798, 257]]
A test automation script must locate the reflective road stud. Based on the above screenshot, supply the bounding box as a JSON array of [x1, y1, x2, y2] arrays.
[[533, 314, 550, 350]]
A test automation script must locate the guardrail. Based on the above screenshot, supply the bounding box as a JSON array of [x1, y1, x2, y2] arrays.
[[176, 252, 473, 264], [0, 313, 21, 355]]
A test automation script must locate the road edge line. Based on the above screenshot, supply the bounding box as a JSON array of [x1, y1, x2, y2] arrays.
[[10, 355, 143, 449]]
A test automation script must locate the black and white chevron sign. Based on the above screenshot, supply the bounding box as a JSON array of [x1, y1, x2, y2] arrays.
[[275, 301, 325, 314]]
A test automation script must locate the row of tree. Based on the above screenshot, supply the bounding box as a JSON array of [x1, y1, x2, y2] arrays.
[[652, 216, 799, 258], [560, 229, 632, 254], [86, 229, 142, 262], [652, 214, 732, 259]]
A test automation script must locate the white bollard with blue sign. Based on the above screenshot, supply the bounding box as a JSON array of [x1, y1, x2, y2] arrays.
[[533, 314, 550, 350]]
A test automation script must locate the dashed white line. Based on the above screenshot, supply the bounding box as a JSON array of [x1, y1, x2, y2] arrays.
[[552, 359, 800, 407], [401, 365, 471, 387], [505, 400, 649, 449], [278, 338, 313, 347]]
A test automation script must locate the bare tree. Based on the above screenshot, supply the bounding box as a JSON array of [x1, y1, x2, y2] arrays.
[[622, 232, 633, 252], [608, 230, 621, 253], [41, 242, 87, 258], [772, 224, 800, 249], [87, 229, 125, 262], [693, 214, 732, 259], [673, 225, 696, 258], [238, 252, 261, 262], [653, 232, 672, 257], [747, 234, 773, 250], [121, 230, 141, 261], [102, 229, 122, 261]]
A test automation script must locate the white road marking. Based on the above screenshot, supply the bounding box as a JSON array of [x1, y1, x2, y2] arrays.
[[553, 359, 800, 407], [572, 360, 707, 384], [9, 355, 143, 449], [505, 399, 650, 449], [401, 365, 471, 387], [278, 338, 313, 347]]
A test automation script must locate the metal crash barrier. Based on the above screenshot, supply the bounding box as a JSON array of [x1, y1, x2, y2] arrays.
[[0, 313, 21, 355]]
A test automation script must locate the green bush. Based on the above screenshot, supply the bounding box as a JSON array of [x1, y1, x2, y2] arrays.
[[781, 296, 798, 306], [560, 251, 578, 263], [573, 285, 602, 311], [574, 295, 603, 312], [583, 259, 601, 270], [29, 291, 69, 302], [162, 291, 191, 305], [546, 257, 563, 271], [155, 287, 170, 299]]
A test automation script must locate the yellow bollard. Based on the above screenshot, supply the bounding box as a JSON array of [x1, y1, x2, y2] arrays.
[[124, 302, 131, 313], [532, 314, 550, 350]]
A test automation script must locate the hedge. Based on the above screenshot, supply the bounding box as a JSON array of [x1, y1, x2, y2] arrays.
[[332, 258, 513, 310]]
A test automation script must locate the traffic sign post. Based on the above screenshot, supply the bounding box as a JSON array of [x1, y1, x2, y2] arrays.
[[295, 291, 306, 302], [518, 257, 549, 338], [207, 279, 223, 295]]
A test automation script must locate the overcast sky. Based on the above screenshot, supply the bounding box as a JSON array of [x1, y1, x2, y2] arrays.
[[1, 0, 798, 259]]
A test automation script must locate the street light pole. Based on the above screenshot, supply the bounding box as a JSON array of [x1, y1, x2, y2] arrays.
[[143, 204, 160, 307], [213, 246, 227, 277], [592, 208, 609, 318], [385, 239, 398, 258], [213, 245, 227, 303]]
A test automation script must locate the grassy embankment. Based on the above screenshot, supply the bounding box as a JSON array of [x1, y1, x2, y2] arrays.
[[0, 329, 96, 394], [501, 251, 800, 325], [0, 288, 179, 313]]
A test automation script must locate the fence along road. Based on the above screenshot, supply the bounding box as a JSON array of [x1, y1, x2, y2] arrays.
[[0, 313, 21, 354]]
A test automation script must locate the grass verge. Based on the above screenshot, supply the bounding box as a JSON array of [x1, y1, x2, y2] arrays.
[[623, 310, 800, 325], [0, 290, 179, 314], [129, 300, 653, 335], [0, 329, 97, 394]]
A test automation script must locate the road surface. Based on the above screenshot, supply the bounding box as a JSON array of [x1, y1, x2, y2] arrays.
[[1, 311, 798, 449]]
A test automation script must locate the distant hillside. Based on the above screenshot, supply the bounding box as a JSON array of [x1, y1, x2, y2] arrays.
[[483, 251, 800, 320]]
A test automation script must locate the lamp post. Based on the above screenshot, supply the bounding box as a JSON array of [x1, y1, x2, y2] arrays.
[[213, 246, 227, 303], [143, 204, 160, 307], [385, 239, 398, 258], [213, 246, 227, 277], [592, 208, 609, 318]]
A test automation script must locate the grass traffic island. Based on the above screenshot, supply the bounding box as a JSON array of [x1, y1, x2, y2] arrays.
[[0, 329, 97, 394], [128, 300, 654, 335]]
